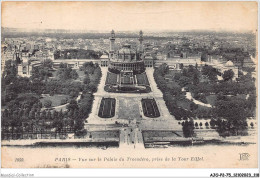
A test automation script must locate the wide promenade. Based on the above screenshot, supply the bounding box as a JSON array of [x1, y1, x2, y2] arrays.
[[85, 67, 182, 149]]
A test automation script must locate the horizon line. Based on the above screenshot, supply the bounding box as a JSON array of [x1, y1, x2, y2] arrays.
[[1, 27, 255, 34]]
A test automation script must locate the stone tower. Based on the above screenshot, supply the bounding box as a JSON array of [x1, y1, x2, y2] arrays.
[[139, 30, 144, 52], [110, 29, 115, 52]]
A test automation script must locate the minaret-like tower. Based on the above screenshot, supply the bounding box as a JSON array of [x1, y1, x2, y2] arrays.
[[110, 30, 116, 52], [139, 30, 144, 52]]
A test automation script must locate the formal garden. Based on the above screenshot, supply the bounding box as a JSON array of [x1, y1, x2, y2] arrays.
[[141, 98, 160, 118], [119, 72, 134, 85], [105, 72, 118, 85], [98, 98, 116, 118], [104, 71, 151, 93]]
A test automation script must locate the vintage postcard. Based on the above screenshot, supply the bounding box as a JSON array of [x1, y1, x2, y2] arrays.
[[1, 1, 258, 172]]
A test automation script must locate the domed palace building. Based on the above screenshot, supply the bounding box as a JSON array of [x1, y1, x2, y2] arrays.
[[104, 30, 151, 93], [108, 30, 145, 74]]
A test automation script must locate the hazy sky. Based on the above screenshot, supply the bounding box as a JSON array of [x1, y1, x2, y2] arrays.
[[1, 1, 258, 32]]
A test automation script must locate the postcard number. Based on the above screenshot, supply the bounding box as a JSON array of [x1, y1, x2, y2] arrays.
[[15, 158, 24, 162]]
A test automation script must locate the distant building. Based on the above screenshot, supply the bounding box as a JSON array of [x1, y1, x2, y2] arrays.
[[154, 48, 202, 70], [17, 62, 32, 77], [154, 58, 201, 70], [203, 60, 239, 80]]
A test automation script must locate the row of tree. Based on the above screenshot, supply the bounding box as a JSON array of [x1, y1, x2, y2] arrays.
[[54, 49, 102, 59]]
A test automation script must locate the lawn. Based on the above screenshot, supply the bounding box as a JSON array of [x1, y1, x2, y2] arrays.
[[120, 72, 134, 85], [117, 98, 141, 120], [136, 72, 149, 86], [121, 75, 133, 84], [206, 94, 247, 106], [77, 70, 85, 81], [105, 72, 118, 85], [98, 98, 116, 118], [141, 98, 160, 118], [176, 98, 191, 110], [206, 95, 217, 106], [176, 96, 211, 112], [40, 94, 69, 107]]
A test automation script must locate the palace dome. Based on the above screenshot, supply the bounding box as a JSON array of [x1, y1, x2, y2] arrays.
[[118, 44, 136, 54]]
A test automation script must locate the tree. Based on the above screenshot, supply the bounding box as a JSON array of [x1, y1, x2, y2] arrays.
[[35, 111, 41, 120], [210, 119, 216, 128], [29, 110, 36, 120], [193, 72, 200, 85], [57, 65, 79, 81], [205, 122, 209, 128], [70, 70, 79, 80], [31, 65, 52, 81], [87, 82, 97, 93], [201, 52, 208, 61], [52, 110, 63, 131], [44, 100, 52, 108], [178, 76, 191, 87], [190, 103, 198, 111], [2, 60, 17, 84], [173, 73, 181, 81], [247, 94, 256, 109], [250, 122, 254, 128], [158, 63, 169, 76], [2, 109, 10, 128], [42, 59, 53, 68], [182, 120, 195, 138], [49, 91, 55, 96], [195, 122, 199, 128], [52, 110, 58, 119], [202, 65, 220, 82], [222, 70, 234, 81], [179, 63, 184, 69], [58, 109, 64, 118], [60, 98, 69, 105], [214, 98, 248, 136], [66, 99, 79, 112], [46, 110, 52, 120], [83, 74, 91, 85]]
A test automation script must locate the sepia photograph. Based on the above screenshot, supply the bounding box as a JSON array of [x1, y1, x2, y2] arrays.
[[0, 1, 259, 177]]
